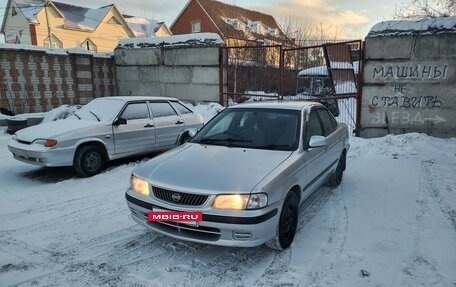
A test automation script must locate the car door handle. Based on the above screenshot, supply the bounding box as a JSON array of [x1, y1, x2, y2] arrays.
[[144, 124, 154, 128], [175, 120, 184, 125]]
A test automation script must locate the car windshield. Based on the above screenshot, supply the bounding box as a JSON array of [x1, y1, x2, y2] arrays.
[[191, 108, 301, 151], [73, 98, 125, 122]]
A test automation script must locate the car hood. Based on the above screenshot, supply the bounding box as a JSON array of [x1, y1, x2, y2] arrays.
[[134, 143, 293, 194], [15, 119, 105, 142]]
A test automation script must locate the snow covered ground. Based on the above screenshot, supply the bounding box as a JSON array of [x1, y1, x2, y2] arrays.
[[0, 121, 455, 286]]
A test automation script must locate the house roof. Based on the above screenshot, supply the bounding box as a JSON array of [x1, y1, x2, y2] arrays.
[[13, 0, 46, 24], [194, 0, 291, 45], [123, 15, 167, 37], [53, 2, 114, 31], [8, 0, 132, 33]]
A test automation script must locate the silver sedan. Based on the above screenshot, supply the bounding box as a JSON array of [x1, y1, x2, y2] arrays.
[[8, 96, 204, 177], [125, 101, 349, 250]]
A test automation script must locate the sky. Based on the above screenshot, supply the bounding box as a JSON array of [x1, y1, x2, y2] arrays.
[[0, 0, 405, 39]]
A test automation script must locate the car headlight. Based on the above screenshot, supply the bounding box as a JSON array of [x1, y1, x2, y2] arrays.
[[213, 193, 268, 210], [33, 139, 58, 147], [130, 175, 150, 196]]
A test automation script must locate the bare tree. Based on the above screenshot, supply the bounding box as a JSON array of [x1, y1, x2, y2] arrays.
[[396, 0, 456, 19], [279, 15, 341, 47], [279, 14, 314, 46]]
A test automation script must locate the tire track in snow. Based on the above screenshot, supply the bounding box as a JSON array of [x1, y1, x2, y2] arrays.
[[423, 160, 456, 233], [297, 185, 349, 287], [252, 186, 333, 286], [393, 160, 455, 287], [7, 229, 174, 286], [174, 245, 272, 287]]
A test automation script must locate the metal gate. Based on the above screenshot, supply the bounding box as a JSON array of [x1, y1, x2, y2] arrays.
[[219, 40, 363, 135]]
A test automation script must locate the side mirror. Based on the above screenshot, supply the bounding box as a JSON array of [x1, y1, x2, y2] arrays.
[[308, 135, 327, 148], [113, 118, 127, 126], [188, 128, 197, 138]]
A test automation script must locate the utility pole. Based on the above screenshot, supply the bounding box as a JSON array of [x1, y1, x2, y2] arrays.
[[44, 0, 53, 47]]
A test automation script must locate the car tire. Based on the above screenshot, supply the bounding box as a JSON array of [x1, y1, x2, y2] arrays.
[[74, 145, 106, 177], [265, 191, 299, 250], [328, 152, 346, 187]]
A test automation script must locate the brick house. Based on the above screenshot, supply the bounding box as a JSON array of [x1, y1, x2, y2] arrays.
[[171, 0, 292, 47]]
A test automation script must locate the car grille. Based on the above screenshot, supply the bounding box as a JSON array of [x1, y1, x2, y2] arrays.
[[152, 186, 209, 206]]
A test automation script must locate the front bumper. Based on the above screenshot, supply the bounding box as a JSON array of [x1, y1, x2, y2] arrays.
[[8, 140, 75, 167], [125, 189, 281, 247]]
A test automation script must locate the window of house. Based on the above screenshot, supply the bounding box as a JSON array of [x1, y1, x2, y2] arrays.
[[43, 35, 63, 49], [81, 38, 97, 52], [12, 7, 17, 16], [191, 20, 201, 33]]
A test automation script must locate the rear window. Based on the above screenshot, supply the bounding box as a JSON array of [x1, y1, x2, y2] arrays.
[[149, 102, 178, 117], [171, 102, 193, 115]]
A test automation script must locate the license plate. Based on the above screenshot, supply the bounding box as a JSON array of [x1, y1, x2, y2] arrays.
[[148, 208, 202, 227]]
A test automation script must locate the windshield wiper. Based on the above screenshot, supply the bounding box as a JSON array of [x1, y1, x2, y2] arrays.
[[199, 138, 252, 145], [74, 113, 81, 120], [89, 111, 100, 122], [262, 144, 291, 150]]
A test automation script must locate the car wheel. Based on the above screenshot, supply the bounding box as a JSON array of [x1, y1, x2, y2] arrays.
[[265, 191, 299, 250], [328, 152, 346, 187], [74, 145, 106, 177]]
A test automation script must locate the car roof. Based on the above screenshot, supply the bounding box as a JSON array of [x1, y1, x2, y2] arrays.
[[227, 101, 323, 111], [96, 96, 179, 102]]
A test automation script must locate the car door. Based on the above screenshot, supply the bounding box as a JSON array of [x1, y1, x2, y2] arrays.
[[301, 108, 329, 197], [170, 101, 200, 128], [149, 102, 184, 149], [112, 102, 156, 155], [315, 108, 340, 169]]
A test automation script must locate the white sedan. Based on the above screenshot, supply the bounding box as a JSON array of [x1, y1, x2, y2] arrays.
[[126, 101, 349, 250], [8, 96, 203, 177]]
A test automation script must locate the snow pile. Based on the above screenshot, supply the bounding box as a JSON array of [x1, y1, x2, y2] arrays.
[[117, 33, 224, 49], [189, 102, 224, 122], [368, 16, 456, 37]]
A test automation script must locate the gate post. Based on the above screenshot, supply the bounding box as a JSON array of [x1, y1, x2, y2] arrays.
[[279, 45, 284, 101]]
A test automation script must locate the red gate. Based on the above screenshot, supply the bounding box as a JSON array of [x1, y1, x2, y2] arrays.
[[219, 40, 363, 135]]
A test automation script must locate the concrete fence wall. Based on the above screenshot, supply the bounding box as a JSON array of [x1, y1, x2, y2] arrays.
[[114, 46, 221, 103], [0, 47, 115, 114], [360, 34, 456, 138]]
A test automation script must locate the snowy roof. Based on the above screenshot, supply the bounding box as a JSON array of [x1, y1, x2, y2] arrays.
[[123, 15, 164, 37], [53, 2, 113, 31], [299, 61, 360, 77], [367, 16, 456, 37], [172, 0, 292, 45], [14, 0, 45, 24], [11, 0, 115, 31], [117, 33, 224, 49]]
